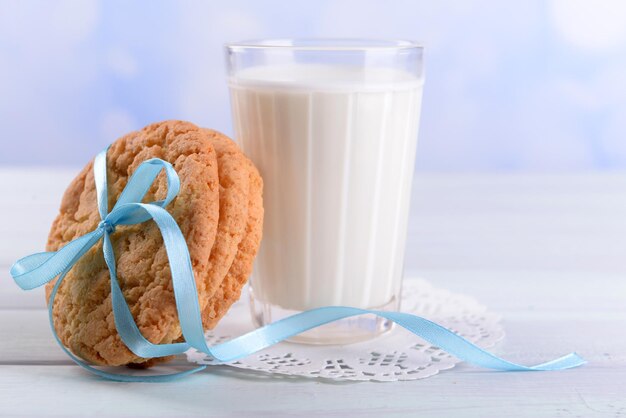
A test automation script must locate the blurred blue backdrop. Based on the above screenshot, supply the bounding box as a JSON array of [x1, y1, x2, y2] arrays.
[[1, 0, 625, 171]]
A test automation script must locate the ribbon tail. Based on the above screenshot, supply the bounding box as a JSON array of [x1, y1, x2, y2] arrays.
[[111, 203, 211, 355], [10, 229, 103, 290], [101, 232, 191, 359], [204, 307, 586, 371], [110, 274, 192, 358], [523, 352, 586, 370], [378, 310, 586, 371]]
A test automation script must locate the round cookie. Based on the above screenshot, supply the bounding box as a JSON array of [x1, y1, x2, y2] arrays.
[[199, 129, 250, 327], [45, 120, 220, 366], [203, 147, 264, 329]]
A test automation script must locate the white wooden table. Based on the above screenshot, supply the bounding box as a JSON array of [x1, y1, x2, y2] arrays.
[[1, 169, 625, 417]]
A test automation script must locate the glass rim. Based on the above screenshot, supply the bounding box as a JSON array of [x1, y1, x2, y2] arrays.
[[225, 38, 423, 52]]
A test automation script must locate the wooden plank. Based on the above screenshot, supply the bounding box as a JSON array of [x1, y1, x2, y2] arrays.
[[4, 268, 625, 312], [0, 169, 74, 270], [0, 364, 623, 417], [406, 173, 626, 274], [404, 270, 626, 314], [3, 169, 626, 273], [3, 308, 625, 365], [0, 309, 68, 364], [0, 278, 46, 310]]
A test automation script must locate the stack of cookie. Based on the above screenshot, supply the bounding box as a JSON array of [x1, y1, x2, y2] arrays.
[[44, 121, 263, 367]]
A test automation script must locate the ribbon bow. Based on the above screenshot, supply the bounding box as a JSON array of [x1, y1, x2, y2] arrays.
[[10, 148, 585, 382]]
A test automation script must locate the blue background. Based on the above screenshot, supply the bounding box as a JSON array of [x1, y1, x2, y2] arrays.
[[1, 0, 625, 171]]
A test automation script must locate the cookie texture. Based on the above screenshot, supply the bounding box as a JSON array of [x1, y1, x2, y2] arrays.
[[199, 130, 251, 326], [45, 120, 220, 366], [203, 145, 264, 329]]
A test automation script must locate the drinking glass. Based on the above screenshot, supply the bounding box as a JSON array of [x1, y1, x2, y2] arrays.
[[225, 39, 424, 343]]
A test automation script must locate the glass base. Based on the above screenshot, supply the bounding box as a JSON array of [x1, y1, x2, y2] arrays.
[[249, 289, 397, 345]]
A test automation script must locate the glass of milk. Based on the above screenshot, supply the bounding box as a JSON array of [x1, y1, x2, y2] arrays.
[[225, 39, 424, 344]]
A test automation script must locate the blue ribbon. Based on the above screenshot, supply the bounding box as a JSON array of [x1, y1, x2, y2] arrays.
[[10, 148, 586, 382]]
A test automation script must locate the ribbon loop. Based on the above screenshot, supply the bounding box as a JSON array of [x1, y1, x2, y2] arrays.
[[113, 158, 180, 211], [11, 229, 103, 290], [10, 147, 586, 382]]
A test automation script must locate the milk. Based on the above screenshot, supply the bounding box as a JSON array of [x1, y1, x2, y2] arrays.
[[230, 64, 423, 310]]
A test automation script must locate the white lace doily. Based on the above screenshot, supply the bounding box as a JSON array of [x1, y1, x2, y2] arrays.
[[186, 278, 504, 381]]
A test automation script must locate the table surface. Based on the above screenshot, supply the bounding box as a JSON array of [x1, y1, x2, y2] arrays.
[[1, 168, 625, 417]]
